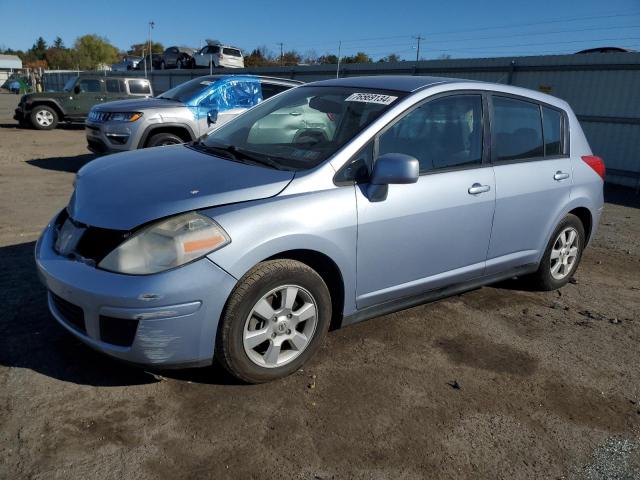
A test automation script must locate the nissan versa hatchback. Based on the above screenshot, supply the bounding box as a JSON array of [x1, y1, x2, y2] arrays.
[[36, 76, 604, 383]]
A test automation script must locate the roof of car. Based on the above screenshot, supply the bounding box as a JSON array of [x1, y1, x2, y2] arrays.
[[196, 75, 303, 85], [308, 75, 459, 92]]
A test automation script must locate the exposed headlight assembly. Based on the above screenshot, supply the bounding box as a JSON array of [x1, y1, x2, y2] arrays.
[[99, 212, 230, 275]]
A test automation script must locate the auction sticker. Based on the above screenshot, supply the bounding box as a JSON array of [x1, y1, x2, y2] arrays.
[[345, 93, 398, 105]]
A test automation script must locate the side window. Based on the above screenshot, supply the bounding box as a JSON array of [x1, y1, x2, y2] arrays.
[[106, 79, 124, 93], [128, 80, 151, 95], [261, 83, 291, 99], [378, 95, 483, 173], [493, 96, 543, 161], [78, 79, 101, 93], [542, 106, 562, 156]]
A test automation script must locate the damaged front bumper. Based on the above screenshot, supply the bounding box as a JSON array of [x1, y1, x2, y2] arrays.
[[35, 217, 237, 368]]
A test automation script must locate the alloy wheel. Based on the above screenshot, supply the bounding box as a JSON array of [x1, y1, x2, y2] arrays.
[[550, 227, 579, 280], [243, 285, 318, 368]]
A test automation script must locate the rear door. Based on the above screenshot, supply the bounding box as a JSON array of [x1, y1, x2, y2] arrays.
[[355, 93, 496, 309], [486, 94, 572, 274]]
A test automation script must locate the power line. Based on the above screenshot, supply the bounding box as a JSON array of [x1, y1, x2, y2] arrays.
[[265, 11, 640, 51]]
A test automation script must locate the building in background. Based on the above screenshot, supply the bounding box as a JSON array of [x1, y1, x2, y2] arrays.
[[0, 54, 22, 85]]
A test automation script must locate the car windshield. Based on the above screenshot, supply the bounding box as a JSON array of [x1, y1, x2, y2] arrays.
[[158, 77, 217, 103], [199, 86, 404, 171], [63, 77, 77, 92]]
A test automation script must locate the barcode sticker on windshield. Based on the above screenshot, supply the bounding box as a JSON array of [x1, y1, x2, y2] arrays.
[[345, 93, 398, 105]]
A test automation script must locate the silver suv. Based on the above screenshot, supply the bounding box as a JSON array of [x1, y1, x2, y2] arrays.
[[193, 44, 244, 69], [85, 75, 301, 153]]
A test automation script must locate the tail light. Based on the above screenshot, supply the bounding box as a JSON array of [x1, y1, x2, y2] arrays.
[[581, 155, 605, 180]]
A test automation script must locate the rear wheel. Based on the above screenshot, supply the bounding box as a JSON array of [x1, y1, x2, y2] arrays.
[[526, 213, 585, 291], [216, 260, 332, 383], [146, 132, 184, 148], [30, 105, 58, 130]]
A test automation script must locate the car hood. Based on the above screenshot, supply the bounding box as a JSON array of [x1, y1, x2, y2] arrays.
[[93, 98, 184, 111], [69, 145, 294, 230]]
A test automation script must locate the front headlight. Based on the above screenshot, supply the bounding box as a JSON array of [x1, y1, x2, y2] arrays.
[[109, 112, 143, 122], [99, 212, 230, 275]]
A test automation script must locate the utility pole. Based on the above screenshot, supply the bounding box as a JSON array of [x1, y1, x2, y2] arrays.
[[413, 34, 424, 62], [336, 40, 341, 79], [277, 42, 284, 67], [148, 21, 155, 72], [142, 46, 147, 79]]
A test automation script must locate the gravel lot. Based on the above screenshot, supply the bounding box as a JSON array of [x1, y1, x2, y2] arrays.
[[0, 91, 639, 479]]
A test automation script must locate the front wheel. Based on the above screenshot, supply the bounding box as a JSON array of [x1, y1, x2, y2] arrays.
[[526, 213, 586, 291], [30, 105, 58, 130], [216, 260, 332, 383], [146, 132, 183, 147]]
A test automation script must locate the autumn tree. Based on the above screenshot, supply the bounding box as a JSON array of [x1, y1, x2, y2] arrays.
[[74, 34, 119, 69]]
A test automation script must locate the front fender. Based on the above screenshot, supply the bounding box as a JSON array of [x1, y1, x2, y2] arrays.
[[203, 186, 358, 316]]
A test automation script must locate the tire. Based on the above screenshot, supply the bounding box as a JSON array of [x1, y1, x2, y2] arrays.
[[30, 105, 58, 130], [216, 259, 332, 384], [526, 213, 586, 291], [146, 132, 183, 147]]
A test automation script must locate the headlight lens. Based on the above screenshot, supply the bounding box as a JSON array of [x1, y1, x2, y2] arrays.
[[89, 111, 142, 122], [110, 112, 143, 122], [99, 212, 230, 274]]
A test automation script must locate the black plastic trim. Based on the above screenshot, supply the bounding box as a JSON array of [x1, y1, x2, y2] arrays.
[[137, 123, 196, 148]]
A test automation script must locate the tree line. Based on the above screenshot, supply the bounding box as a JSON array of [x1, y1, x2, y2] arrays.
[[1, 35, 407, 70]]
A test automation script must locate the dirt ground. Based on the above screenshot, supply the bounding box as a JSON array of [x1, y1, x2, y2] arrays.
[[0, 91, 639, 480]]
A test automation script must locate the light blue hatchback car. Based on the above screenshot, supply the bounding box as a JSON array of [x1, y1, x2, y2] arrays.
[[36, 76, 604, 383]]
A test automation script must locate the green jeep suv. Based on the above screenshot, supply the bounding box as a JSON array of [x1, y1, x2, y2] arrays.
[[14, 76, 153, 130]]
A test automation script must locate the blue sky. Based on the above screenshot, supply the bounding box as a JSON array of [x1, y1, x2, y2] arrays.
[[1, 0, 639, 60]]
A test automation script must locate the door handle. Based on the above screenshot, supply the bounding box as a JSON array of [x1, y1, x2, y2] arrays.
[[289, 112, 302, 116], [554, 171, 570, 181], [468, 183, 491, 195]]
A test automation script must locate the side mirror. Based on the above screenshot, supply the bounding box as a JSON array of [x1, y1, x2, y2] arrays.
[[207, 110, 218, 126], [370, 153, 419, 185], [73, 85, 81, 94]]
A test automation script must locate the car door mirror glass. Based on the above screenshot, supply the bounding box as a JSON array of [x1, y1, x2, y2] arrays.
[[370, 153, 419, 185]]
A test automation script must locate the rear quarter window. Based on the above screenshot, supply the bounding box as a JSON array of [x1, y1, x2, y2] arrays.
[[127, 80, 151, 95], [542, 106, 563, 156]]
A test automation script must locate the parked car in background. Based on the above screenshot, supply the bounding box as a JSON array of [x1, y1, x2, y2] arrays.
[[85, 75, 301, 153], [135, 53, 163, 70], [111, 56, 143, 71], [194, 44, 245, 69], [161, 46, 197, 69], [14, 76, 153, 130], [39, 76, 604, 383]]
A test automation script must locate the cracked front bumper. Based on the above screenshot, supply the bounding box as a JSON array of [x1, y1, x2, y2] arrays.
[[35, 217, 237, 367]]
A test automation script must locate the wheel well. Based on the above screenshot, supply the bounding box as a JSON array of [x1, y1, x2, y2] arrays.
[[569, 207, 593, 242], [143, 126, 193, 147], [266, 249, 345, 330], [30, 101, 63, 120]]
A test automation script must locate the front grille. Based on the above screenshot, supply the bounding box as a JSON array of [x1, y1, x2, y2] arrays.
[[99, 316, 139, 347], [53, 209, 130, 265], [88, 110, 111, 122], [51, 293, 86, 334], [75, 226, 129, 264]]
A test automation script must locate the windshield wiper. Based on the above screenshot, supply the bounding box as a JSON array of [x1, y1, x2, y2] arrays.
[[192, 141, 285, 170]]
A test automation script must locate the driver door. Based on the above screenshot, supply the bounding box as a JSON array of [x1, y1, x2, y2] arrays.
[[71, 78, 104, 117], [355, 93, 496, 309]]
